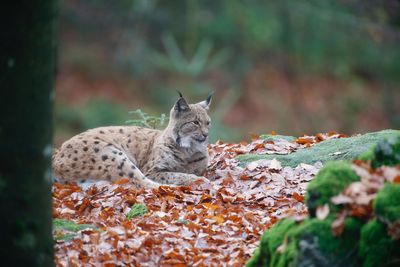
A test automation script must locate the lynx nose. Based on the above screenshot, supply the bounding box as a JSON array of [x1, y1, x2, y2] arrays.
[[202, 133, 208, 139]]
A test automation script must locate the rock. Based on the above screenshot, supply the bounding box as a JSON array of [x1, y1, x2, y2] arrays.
[[238, 130, 400, 167]]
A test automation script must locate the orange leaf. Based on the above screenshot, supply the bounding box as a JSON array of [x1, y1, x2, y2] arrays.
[[250, 133, 260, 141], [315, 133, 325, 142], [296, 137, 314, 145], [292, 192, 304, 202], [211, 215, 225, 224], [202, 203, 219, 210]]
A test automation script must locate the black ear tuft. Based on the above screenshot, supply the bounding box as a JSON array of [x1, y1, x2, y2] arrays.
[[174, 97, 190, 113], [177, 90, 183, 98], [196, 91, 213, 110], [206, 91, 214, 106]]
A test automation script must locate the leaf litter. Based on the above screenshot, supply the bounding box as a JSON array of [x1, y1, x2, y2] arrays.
[[53, 134, 338, 266]]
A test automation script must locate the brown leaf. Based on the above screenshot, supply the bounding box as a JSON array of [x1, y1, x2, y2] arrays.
[[295, 136, 314, 145], [331, 211, 348, 236], [331, 194, 353, 205], [292, 192, 304, 202]]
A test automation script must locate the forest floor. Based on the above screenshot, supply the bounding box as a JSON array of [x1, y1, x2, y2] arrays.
[[52, 132, 385, 266]]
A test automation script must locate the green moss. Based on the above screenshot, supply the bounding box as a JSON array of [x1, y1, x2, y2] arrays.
[[306, 161, 360, 217], [357, 144, 376, 161], [359, 219, 400, 267], [266, 219, 297, 257], [247, 218, 297, 267], [237, 130, 400, 167], [246, 248, 261, 267], [267, 219, 298, 267], [53, 219, 96, 232], [374, 183, 400, 224], [126, 203, 148, 219], [371, 135, 400, 169]]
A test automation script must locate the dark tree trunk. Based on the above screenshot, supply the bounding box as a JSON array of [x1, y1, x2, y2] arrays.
[[0, 0, 58, 266]]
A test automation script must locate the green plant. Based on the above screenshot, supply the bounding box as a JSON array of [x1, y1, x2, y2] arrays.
[[126, 203, 149, 219], [151, 33, 231, 77], [125, 109, 168, 129], [52, 219, 98, 241], [148, 33, 242, 142]]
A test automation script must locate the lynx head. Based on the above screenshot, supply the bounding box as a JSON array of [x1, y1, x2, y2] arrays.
[[168, 92, 213, 149]]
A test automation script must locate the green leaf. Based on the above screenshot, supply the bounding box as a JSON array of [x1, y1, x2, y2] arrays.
[[127, 203, 149, 219]]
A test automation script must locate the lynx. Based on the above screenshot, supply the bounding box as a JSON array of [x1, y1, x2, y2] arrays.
[[52, 93, 212, 189]]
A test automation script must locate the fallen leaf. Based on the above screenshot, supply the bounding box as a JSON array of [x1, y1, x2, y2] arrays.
[[292, 192, 304, 202], [316, 204, 330, 220], [331, 211, 348, 236]]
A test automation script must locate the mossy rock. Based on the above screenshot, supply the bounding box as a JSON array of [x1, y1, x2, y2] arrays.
[[374, 183, 400, 224], [237, 130, 400, 167], [247, 218, 297, 267], [359, 219, 400, 267], [371, 135, 400, 168], [247, 217, 362, 267], [283, 218, 361, 267], [357, 144, 376, 162], [306, 161, 360, 217]]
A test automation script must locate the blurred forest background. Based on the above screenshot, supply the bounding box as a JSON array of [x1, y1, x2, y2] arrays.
[[55, 0, 400, 145]]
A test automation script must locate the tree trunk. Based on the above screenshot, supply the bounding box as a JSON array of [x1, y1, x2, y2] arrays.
[[0, 0, 58, 266]]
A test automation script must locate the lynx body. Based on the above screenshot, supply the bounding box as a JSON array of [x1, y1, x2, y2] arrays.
[[52, 95, 212, 188]]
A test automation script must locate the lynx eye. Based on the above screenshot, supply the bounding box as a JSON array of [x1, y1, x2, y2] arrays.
[[192, 121, 200, 125]]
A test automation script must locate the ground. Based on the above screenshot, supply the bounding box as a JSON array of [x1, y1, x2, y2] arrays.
[[52, 130, 399, 266]]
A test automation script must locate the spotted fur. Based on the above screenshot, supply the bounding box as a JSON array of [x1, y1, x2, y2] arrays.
[[52, 95, 212, 188]]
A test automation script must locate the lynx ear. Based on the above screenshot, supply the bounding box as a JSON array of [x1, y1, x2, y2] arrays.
[[197, 91, 213, 110], [174, 97, 190, 113]]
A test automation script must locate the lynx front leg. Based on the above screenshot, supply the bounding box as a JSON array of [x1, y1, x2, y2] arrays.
[[150, 172, 209, 186]]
